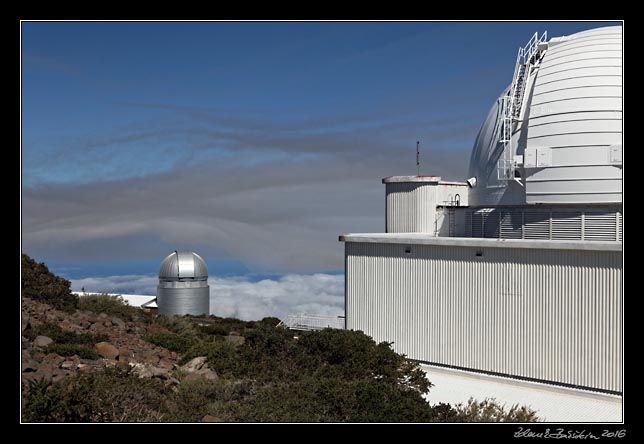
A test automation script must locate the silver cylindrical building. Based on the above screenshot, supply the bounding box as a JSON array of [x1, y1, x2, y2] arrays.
[[157, 251, 210, 316]]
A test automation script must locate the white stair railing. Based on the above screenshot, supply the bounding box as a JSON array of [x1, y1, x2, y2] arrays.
[[279, 313, 346, 331], [498, 31, 548, 183]]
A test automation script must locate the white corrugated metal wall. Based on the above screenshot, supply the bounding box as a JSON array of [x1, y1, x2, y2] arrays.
[[386, 183, 468, 233], [345, 241, 622, 393]]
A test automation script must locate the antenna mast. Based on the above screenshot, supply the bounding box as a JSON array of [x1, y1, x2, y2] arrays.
[[416, 141, 420, 176]]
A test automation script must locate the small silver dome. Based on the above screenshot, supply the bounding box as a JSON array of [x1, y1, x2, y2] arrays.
[[159, 251, 208, 281]]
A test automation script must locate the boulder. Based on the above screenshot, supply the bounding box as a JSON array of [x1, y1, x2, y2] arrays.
[[60, 360, 76, 370], [158, 358, 175, 369], [181, 356, 208, 372], [202, 415, 224, 422], [95, 342, 120, 360], [197, 368, 219, 381], [182, 369, 219, 382], [111, 317, 126, 329], [21, 312, 30, 332], [225, 335, 245, 347], [118, 348, 131, 362], [115, 360, 130, 370], [43, 353, 64, 365], [33, 335, 53, 347], [59, 320, 73, 331], [131, 363, 173, 380], [22, 358, 39, 373], [23, 368, 53, 383]]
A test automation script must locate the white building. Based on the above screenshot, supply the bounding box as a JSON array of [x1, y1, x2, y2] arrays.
[[340, 25, 623, 422]]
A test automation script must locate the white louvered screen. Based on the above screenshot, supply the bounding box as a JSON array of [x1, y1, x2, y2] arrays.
[[585, 211, 618, 241], [551, 212, 583, 240], [466, 207, 621, 241], [500, 210, 523, 239]]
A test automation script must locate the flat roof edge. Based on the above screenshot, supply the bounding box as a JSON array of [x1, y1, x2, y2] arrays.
[[338, 234, 623, 252], [382, 176, 468, 185]]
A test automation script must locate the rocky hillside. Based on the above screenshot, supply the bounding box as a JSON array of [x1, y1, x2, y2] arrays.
[[21, 296, 189, 385]]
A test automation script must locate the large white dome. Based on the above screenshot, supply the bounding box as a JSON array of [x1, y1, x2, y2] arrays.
[[468, 25, 622, 207]]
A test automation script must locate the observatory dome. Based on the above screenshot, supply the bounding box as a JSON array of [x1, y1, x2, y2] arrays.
[[157, 251, 210, 316], [468, 25, 622, 207], [159, 251, 208, 281]]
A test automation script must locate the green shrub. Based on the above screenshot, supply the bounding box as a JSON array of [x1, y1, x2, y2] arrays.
[[163, 378, 260, 422], [155, 315, 199, 338], [21, 254, 78, 312], [144, 333, 193, 354], [256, 317, 282, 328], [198, 317, 252, 336], [78, 294, 140, 321], [179, 340, 239, 376], [26, 322, 107, 346], [22, 368, 168, 422], [178, 341, 215, 365], [232, 377, 434, 423], [44, 343, 99, 360], [444, 397, 540, 422], [197, 324, 232, 336]]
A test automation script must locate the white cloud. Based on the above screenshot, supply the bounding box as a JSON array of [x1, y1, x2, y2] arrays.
[[71, 273, 344, 321], [208, 273, 344, 321]]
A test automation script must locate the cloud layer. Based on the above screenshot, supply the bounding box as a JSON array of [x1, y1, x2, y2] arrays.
[[22, 108, 473, 273], [71, 273, 344, 321]]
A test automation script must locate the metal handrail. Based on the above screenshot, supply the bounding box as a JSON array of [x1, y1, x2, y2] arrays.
[[282, 313, 346, 331], [498, 31, 548, 181]]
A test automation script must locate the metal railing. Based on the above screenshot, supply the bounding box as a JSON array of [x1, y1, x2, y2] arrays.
[[279, 313, 346, 331], [498, 31, 547, 183]]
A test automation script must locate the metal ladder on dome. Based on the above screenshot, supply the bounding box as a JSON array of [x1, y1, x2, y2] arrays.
[[498, 31, 548, 184]]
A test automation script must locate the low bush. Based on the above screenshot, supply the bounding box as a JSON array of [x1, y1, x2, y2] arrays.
[[26, 322, 108, 346], [22, 368, 168, 422], [21, 254, 78, 312], [256, 317, 282, 328], [144, 333, 193, 354], [179, 340, 239, 376], [44, 343, 99, 359], [442, 397, 540, 422], [155, 315, 199, 338], [198, 317, 252, 336], [78, 294, 140, 321], [164, 378, 243, 422]]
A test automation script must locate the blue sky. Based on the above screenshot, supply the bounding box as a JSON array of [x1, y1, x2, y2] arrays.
[[21, 21, 619, 316]]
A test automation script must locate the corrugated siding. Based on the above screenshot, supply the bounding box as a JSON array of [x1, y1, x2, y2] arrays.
[[345, 241, 622, 393], [157, 285, 210, 316], [386, 183, 468, 233], [525, 26, 622, 204]]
